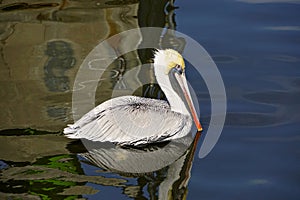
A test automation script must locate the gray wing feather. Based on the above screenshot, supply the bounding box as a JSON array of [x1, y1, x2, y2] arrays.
[[64, 96, 192, 145]]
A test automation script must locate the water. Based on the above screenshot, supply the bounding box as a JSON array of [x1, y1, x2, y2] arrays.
[[1, 0, 300, 199]]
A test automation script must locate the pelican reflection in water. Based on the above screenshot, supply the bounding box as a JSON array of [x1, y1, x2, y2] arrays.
[[64, 49, 202, 145], [78, 133, 200, 199]]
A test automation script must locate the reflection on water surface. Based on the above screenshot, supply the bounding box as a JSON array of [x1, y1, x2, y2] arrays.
[[1, 0, 300, 199]]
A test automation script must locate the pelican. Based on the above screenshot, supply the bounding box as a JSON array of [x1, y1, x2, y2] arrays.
[[64, 49, 202, 146]]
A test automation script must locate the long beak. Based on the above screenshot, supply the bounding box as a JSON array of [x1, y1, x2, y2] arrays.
[[175, 73, 203, 132]]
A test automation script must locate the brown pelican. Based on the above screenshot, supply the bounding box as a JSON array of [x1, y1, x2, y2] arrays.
[[64, 49, 202, 145]]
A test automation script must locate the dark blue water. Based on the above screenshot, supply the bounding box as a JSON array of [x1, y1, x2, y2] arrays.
[[0, 0, 299, 199], [175, 1, 300, 199]]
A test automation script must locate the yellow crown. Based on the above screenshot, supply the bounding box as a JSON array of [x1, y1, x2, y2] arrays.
[[165, 49, 185, 74]]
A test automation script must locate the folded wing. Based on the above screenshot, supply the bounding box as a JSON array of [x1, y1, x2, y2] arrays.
[[64, 96, 192, 145]]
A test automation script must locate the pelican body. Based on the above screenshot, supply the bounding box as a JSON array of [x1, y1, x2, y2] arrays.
[[64, 49, 202, 146]]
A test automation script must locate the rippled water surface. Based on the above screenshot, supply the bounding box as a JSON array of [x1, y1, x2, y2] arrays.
[[0, 0, 299, 199]]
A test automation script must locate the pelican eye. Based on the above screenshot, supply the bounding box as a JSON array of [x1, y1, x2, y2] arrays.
[[173, 64, 183, 75]]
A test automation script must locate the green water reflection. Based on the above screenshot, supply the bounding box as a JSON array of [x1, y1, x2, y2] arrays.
[[0, 129, 199, 199]]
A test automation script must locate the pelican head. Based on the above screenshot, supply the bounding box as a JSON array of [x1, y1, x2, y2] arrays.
[[153, 49, 202, 132]]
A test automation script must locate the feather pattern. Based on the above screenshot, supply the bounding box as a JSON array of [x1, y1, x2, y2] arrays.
[[64, 96, 192, 145]]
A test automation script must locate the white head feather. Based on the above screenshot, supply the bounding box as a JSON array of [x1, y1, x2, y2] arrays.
[[153, 49, 190, 115]]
